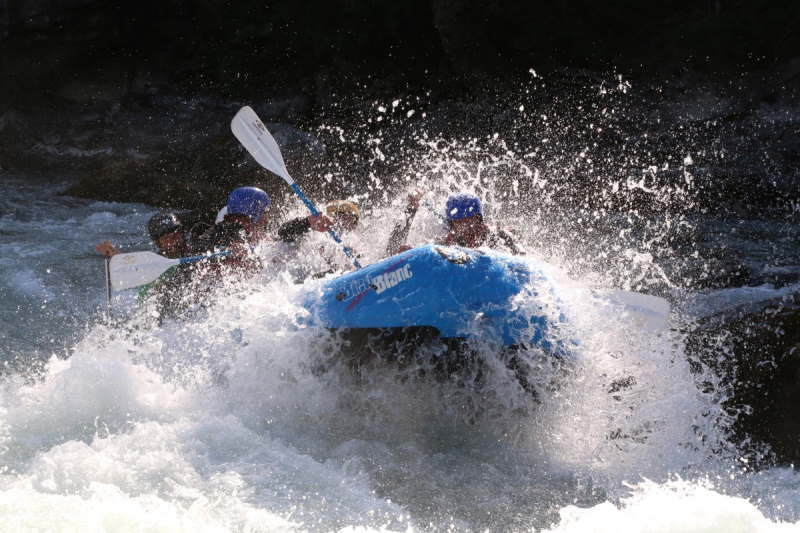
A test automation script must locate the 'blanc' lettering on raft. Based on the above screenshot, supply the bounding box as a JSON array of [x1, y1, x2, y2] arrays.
[[373, 264, 413, 295]]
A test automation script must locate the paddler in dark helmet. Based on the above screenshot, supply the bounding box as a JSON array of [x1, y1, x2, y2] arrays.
[[439, 193, 522, 254], [95, 212, 197, 317], [147, 213, 190, 258], [95, 212, 188, 259], [136, 213, 194, 312]]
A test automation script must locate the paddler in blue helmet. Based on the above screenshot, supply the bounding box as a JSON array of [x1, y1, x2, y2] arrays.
[[439, 193, 523, 254], [197, 186, 271, 275], [441, 193, 487, 247], [141, 187, 270, 321], [387, 192, 522, 255], [224, 186, 271, 241]]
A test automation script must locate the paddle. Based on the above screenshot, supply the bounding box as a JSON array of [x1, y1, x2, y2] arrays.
[[596, 289, 671, 331], [103, 257, 112, 318], [108, 250, 229, 292], [230, 106, 362, 269]]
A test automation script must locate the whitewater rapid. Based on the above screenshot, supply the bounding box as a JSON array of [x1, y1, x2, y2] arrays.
[[2, 174, 800, 532]]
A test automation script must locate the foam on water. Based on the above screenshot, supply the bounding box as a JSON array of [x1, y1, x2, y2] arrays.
[[0, 249, 767, 531], [542, 479, 800, 533], [0, 272, 429, 531], [2, 256, 798, 532]]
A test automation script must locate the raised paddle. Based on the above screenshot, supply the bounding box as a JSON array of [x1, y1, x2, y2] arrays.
[[230, 106, 362, 269], [598, 289, 671, 331], [108, 250, 229, 292]]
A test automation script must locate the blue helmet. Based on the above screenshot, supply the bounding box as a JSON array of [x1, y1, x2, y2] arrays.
[[226, 187, 270, 222], [445, 193, 483, 221]]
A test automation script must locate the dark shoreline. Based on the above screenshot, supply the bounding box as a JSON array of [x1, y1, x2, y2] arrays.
[[1, 65, 797, 217], [1, 2, 798, 216]]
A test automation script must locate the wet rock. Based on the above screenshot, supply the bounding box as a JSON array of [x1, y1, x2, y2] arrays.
[[0, 54, 796, 223], [64, 142, 233, 210], [61, 120, 326, 210]]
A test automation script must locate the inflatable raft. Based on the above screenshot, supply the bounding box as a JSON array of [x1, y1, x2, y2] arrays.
[[301, 244, 569, 355]]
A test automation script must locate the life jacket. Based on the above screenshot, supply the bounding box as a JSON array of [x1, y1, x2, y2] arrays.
[[193, 214, 264, 279], [439, 224, 522, 255], [440, 222, 490, 248]]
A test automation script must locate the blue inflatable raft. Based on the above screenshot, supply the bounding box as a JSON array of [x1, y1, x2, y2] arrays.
[[301, 244, 569, 354]]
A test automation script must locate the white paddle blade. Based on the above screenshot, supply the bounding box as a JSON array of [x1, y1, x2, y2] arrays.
[[599, 289, 671, 331], [215, 206, 227, 223], [231, 106, 293, 184], [108, 251, 179, 291]]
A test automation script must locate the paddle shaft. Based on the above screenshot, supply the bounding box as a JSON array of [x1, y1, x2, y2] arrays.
[[104, 257, 112, 318], [178, 250, 230, 265], [289, 183, 362, 269]]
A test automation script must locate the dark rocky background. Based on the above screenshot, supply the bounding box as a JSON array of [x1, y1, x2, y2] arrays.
[[1, 0, 798, 212], [1, 0, 800, 467]]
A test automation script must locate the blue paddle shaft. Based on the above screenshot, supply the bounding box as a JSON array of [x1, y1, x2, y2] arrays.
[[178, 250, 231, 265], [291, 183, 321, 216], [290, 183, 362, 269]]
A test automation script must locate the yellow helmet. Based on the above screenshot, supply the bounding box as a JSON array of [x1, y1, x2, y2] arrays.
[[325, 200, 360, 220]]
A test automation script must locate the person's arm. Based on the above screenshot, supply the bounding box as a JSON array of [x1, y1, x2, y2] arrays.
[[385, 191, 424, 255], [277, 217, 311, 243], [386, 210, 416, 255], [278, 215, 334, 243], [495, 228, 525, 255]]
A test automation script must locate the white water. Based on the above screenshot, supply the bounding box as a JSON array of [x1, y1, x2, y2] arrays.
[[2, 169, 800, 533]]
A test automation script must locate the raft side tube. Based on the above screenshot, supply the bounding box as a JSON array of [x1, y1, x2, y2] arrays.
[[300, 244, 568, 351]]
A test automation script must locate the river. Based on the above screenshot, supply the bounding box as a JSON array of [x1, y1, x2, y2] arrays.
[[1, 172, 800, 532]]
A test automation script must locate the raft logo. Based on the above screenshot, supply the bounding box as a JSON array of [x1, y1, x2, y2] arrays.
[[344, 259, 414, 311], [371, 264, 413, 294]]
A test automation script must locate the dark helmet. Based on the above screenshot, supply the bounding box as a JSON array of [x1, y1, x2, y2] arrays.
[[147, 212, 182, 240], [227, 186, 271, 222], [445, 193, 482, 221]]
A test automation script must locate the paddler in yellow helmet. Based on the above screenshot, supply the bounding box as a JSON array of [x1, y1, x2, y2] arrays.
[[274, 199, 362, 279], [277, 199, 361, 242], [323, 200, 360, 232]]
